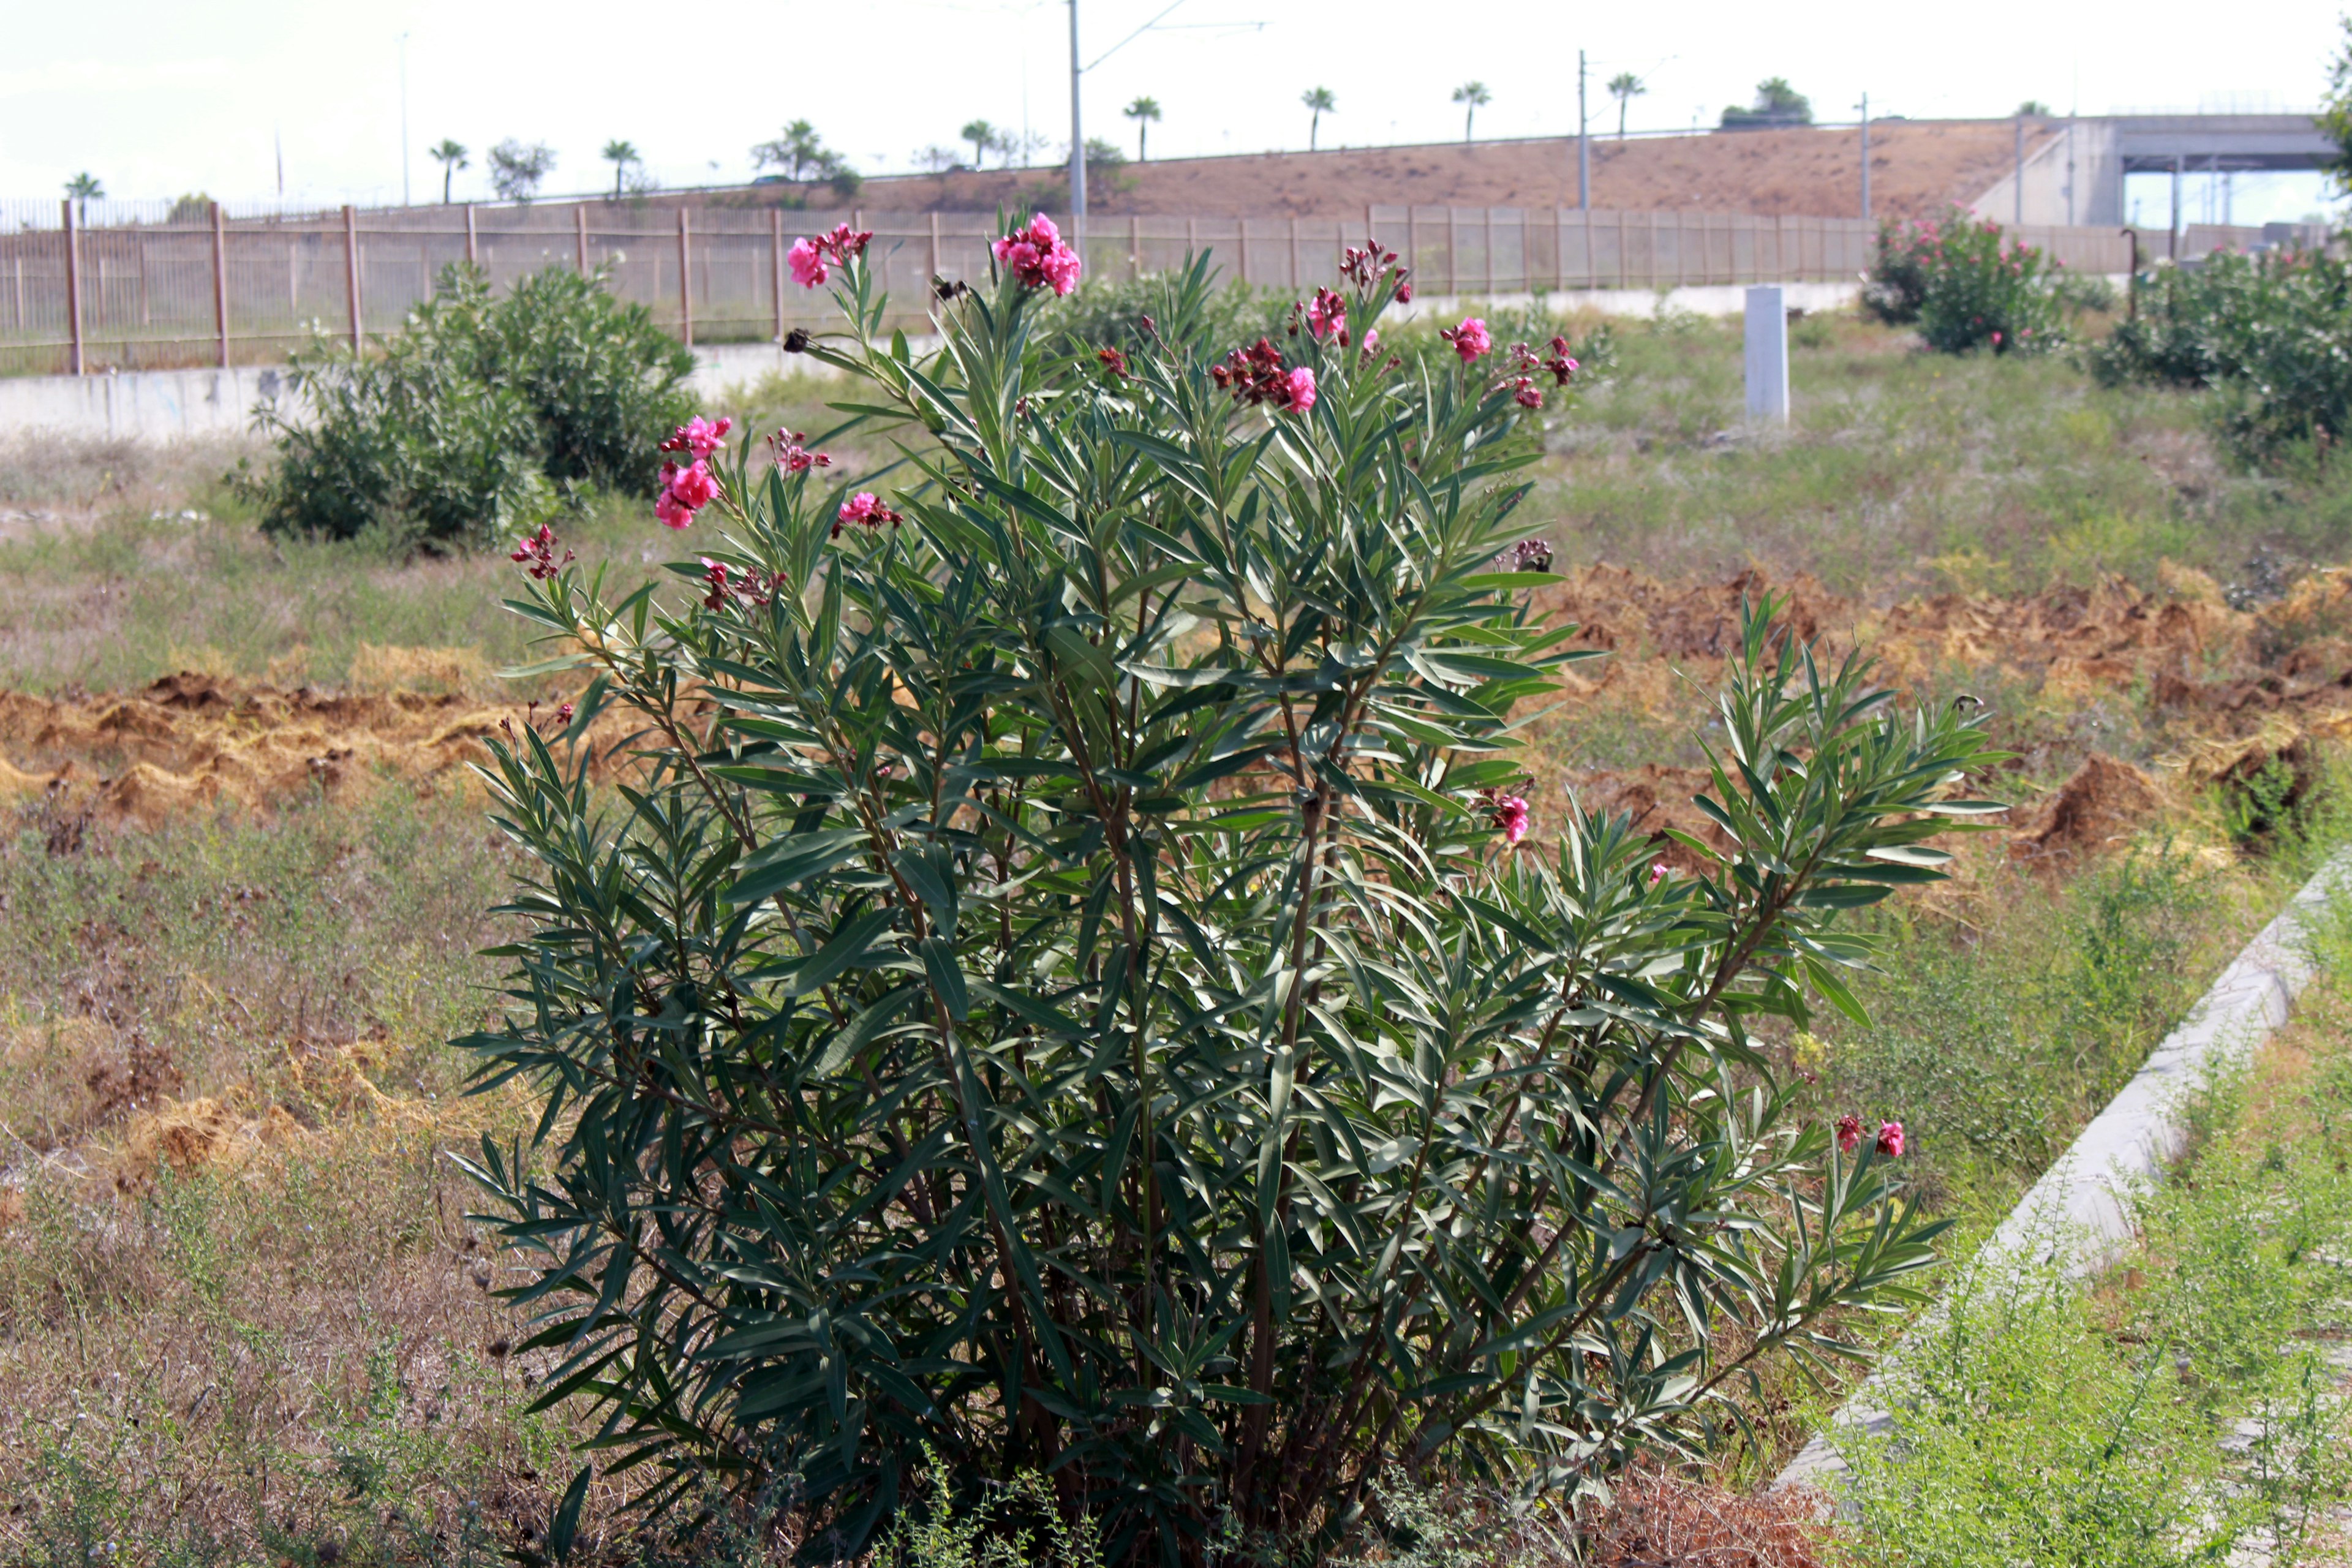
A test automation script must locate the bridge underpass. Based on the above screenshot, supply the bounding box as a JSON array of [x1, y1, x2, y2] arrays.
[[1971, 113, 2334, 243]]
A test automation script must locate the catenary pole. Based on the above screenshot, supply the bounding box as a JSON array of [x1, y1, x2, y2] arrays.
[[1577, 50, 1590, 211], [1858, 93, 1871, 221], [1069, 0, 1087, 254]]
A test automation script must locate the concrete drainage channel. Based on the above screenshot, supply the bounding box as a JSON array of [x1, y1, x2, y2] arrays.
[[1776, 848, 2352, 1493]]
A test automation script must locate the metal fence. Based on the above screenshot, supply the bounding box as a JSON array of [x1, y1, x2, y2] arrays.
[[0, 197, 2159, 378]]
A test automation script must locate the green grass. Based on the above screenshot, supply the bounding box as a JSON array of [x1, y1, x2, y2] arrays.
[[1838, 892, 2352, 1567], [1529, 310, 2352, 597]]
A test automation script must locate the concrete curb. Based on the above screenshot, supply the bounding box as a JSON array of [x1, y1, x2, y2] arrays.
[[1773, 848, 2352, 1490]]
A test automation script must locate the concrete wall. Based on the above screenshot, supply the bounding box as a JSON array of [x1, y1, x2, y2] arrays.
[[2, 288, 1871, 443], [1972, 121, 2123, 227]]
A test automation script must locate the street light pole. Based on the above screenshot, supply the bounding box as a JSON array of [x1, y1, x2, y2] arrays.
[[1577, 50, 1590, 211], [1069, 0, 1087, 249], [399, 33, 411, 208], [1858, 92, 1871, 221]]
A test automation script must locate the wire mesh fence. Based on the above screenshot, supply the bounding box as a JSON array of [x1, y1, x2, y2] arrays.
[[0, 195, 2165, 379]]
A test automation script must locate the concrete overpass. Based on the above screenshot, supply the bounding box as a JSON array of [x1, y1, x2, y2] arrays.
[[1972, 113, 2335, 233]]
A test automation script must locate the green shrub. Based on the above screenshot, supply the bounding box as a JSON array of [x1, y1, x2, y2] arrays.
[[2089, 248, 2352, 468], [458, 230, 1995, 1558], [260, 263, 693, 548], [1863, 211, 2064, 356]]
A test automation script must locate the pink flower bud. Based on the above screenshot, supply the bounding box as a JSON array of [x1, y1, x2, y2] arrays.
[[1836, 1114, 1861, 1153]]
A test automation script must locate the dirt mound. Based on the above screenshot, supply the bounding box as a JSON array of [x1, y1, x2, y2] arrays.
[[0, 668, 621, 829], [850, 120, 2046, 224], [2010, 753, 2164, 862]]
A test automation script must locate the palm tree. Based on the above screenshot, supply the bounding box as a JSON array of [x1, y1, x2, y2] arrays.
[[1452, 81, 1490, 142], [428, 139, 468, 204], [601, 140, 639, 198], [62, 172, 103, 222], [1123, 97, 1161, 162], [960, 120, 998, 168], [1301, 86, 1335, 151], [1607, 72, 1646, 140]]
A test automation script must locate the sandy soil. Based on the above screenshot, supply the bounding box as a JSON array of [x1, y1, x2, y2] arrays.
[[834, 120, 2056, 222]]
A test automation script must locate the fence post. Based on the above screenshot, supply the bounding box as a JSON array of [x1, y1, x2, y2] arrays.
[[464, 203, 478, 266], [927, 209, 940, 283], [1288, 216, 1300, 290], [61, 200, 85, 375], [1446, 208, 1458, 295], [575, 206, 589, 274], [1131, 214, 1142, 279], [211, 201, 230, 368], [1406, 207, 1419, 287], [342, 205, 363, 352], [676, 208, 693, 348], [773, 209, 787, 343], [1238, 218, 1250, 285]]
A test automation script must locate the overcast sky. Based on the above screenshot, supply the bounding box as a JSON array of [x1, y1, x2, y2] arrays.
[[1, 0, 2341, 221]]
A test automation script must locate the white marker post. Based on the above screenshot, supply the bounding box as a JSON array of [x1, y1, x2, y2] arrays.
[[1744, 284, 1789, 426]]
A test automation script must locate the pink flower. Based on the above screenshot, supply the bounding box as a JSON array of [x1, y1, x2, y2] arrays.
[[655, 458, 718, 529], [509, 524, 572, 579], [1394, 279, 1414, 304], [788, 237, 829, 289], [993, 214, 1083, 296], [655, 489, 694, 529], [660, 416, 733, 459], [1544, 336, 1580, 385], [1281, 367, 1317, 413], [1362, 328, 1381, 355], [1836, 1114, 1861, 1153], [1509, 376, 1542, 410], [834, 491, 903, 538], [768, 429, 832, 474], [1649, 861, 1668, 882], [1991, 330, 2003, 347], [556, 701, 575, 723], [1875, 1121, 1905, 1158], [1308, 287, 1348, 342], [1493, 793, 1530, 845], [1098, 346, 1129, 378], [1442, 317, 1492, 363]]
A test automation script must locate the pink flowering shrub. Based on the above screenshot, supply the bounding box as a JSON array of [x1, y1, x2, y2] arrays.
[[1864, 208, 2062, 355], [471, 227, 1995, 1557]]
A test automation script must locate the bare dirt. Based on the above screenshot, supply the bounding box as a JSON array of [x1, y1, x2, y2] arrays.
[[841, 120, 2051, 222], [6, 561, 2347, 873]]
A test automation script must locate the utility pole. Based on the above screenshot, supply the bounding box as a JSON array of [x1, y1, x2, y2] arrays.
[[399, 33, 412, 207], [1068, 0, 1087, 251], [1858, 92, 1871, 221], [1577, 50, 1590, 211], [2013, 115, 2024, 224]]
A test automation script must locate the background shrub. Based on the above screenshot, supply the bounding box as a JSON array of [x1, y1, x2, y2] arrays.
[[260, 263, 692, 548], [1863, 210, 2064, 356]]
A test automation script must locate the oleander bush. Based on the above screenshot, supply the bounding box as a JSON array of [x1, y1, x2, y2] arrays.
[[2088, 247, 2352, 467], [259, 263, 693, 548], [1863, 211, 2063, 356], [458, 217, 1998, 1561]]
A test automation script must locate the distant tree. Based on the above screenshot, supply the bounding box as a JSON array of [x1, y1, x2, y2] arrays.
[[429, 139, 469, 204], [1452, 81, 1490, 142], [1084, 137, 1126, 178], [601, 140, 640, 198], [959, 120, 997, 169], [1302, 86, 1335, 151], [1123, 96, 1161, 162], [486, 140, 556, 203], [1607, 71, 1646, 140], [2016, 99, 2052, 116], [919, 145, 963, 173], [62, 172, 103, 222], [1719, 78, 1812, 130], [752, 120, 834, 181]]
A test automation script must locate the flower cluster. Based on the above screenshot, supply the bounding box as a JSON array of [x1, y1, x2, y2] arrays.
[[1339, 239, 1401, 287], [1306, 287, 1348, 344], [1097, 346, 1129, 378], [1498, 537, 1553, 573], [1834, 1114, 1906, 1158], [834, 491, 903, 539], [656, 458, 718, 529], [660, 415, 732, 458], [1441, 316, 1492, 363], [701, 557, 779, 611], [1211, 339, 1317, 413], [508, 524, 572, 580], [767, 428, 833, 474], [993, 213, 1082, 296], [788, 224, 874, 289], [1490, 792, 1531, 846]]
